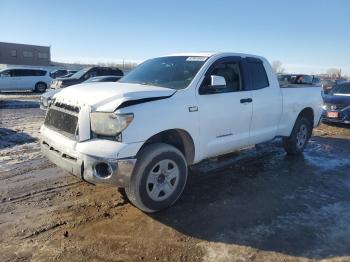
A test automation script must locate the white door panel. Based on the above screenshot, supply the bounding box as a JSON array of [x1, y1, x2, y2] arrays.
[[198, 91, 253, 159], [249, 85, 282, 144], [13, 77, 26, 89]]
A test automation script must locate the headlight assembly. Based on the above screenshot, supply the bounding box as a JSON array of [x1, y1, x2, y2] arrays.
[[90, 112, 134, 136]]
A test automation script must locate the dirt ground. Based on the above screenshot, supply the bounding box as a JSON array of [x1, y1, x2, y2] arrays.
[[1, 92, 350, 262]]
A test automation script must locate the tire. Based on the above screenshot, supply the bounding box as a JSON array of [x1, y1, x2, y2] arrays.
[[283, 117, 312, 155], [125, 143, 188, 213], [35, 82, 47, 93]]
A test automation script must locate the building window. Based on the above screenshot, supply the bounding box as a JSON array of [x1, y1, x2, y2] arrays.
[[11, 50, 17, 57], [38, 52, 48, 59], [23, 51, 33, 58]]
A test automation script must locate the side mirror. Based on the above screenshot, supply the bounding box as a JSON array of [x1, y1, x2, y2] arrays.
[[210, 75, 226, 87]]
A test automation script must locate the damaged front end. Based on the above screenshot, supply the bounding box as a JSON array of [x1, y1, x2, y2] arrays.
[[40, 83, 173, 186]]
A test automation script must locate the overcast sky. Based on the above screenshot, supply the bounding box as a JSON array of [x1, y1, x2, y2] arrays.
[[1, 0, 350, 74]]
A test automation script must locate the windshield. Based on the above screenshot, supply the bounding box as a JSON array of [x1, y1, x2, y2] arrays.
[[119, 56, 208, 90], [70, 67, 91, 79], [330, 84, 350, 95]]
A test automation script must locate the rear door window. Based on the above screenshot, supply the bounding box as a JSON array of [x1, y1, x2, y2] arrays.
[[13, 69, 29, 77], [11, 69, 45, 77], [34, 70, 46, 76], [246, 59, 269, 90]]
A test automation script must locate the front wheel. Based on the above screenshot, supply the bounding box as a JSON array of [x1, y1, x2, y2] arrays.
[[125, 143, 188, 213], [283, 117, 312, 155], [35, 82, 47, 93]]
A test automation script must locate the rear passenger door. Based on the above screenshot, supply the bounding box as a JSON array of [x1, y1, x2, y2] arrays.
[[244, 58, 282, 144], [11, 69, 28, 90], [197, 57, 253, 159]]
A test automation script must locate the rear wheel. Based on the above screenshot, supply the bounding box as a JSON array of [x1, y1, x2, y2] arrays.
[[283, 117, 312, 155], [125, 143, 188, 213], [35, 82, 47, 93]]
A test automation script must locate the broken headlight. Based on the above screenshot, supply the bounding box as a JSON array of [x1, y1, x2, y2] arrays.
[[90, 112, 134, 136]]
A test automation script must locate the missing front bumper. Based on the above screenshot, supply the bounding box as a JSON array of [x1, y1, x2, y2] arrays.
[[41, 140, 136, 187]]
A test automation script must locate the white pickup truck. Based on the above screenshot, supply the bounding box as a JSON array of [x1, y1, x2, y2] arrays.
[[41, 52, 323, 212]]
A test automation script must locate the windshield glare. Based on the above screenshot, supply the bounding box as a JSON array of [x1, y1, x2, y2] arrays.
[[119, 56, 207, 90], [330, 84, 350, 95], [71, 68, 91, 79]]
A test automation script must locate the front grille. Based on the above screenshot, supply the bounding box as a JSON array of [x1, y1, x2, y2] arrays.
[[44, 103, 80, 138], [54, 102, 80, 113]]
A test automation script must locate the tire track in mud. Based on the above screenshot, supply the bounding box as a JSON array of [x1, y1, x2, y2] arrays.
[[0, 145, 41, 157], [23, 221, 68, 239], [0, 159, 55, 180], [1, 181, 83, 203]]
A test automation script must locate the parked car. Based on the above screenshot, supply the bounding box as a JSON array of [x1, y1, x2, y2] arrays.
[[40, 75, 123, 110], [50, 69, 69, 79], [41, 52, 323, 212], [0, 67, 52, 92], [50, 67, 123, 89], [322, 81, 350, 124]]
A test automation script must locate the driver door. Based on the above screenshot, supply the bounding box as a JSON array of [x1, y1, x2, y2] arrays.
[[196, 57, 253, 159]]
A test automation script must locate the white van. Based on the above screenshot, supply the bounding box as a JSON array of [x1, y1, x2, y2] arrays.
[[0, 68, 52, 92]]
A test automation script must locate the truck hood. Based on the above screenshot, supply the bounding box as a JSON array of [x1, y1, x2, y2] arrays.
[[54, 82, 176, 112]]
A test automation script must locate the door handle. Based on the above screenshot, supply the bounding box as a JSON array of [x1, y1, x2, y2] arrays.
[[240, 98, 253, 103]]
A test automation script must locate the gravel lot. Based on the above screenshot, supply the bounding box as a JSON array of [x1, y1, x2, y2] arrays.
[[1, 92, 350, 262]]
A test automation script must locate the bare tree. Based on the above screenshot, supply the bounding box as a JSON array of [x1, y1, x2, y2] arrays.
[[271, 61, 285, 74], [326, 68, 342, 79]]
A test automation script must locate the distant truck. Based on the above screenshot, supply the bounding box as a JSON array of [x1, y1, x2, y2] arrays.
[[278, 74, 321, 87], [50, 66, 123, 89], [41, 52, 323, 212]]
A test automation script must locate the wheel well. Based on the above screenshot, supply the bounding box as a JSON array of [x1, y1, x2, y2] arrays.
[[139, 129, 195, 164], [298, 107, 314, 126]]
